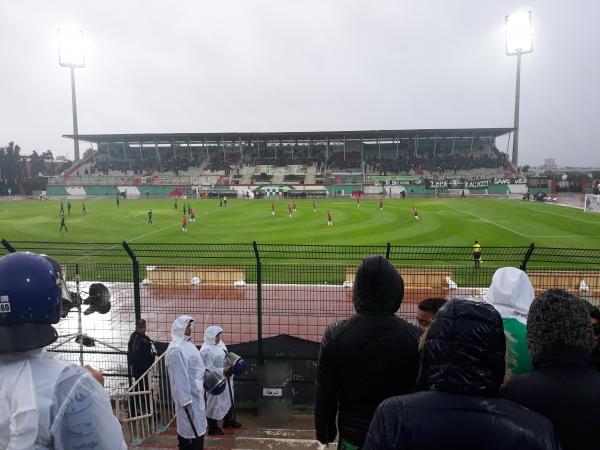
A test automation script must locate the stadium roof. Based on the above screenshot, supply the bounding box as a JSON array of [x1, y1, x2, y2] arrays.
[[64, 128, 513, 143]]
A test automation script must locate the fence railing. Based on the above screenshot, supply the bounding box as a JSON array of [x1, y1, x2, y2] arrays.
[[111, 352, 175, 445], [2, 240, 599, 410]]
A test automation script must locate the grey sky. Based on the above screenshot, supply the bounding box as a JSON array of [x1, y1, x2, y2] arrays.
[[1, 0, 598, 166]]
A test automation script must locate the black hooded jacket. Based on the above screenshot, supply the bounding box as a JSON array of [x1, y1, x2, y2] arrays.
[[501, 348, 600, 450], [364, 300, 561, 450], [314, 256, 421, 447]]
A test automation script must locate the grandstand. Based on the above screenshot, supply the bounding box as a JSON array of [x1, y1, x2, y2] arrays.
[[52, 128, 515, 197]]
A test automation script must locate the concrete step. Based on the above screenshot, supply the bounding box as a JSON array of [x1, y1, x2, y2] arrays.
[[129, 412, 333, 450]]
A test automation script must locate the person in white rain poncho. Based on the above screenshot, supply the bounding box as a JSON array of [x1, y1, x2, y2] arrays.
[[485, 267, 535, 377], [200, 326, 242, 435], [166, 316, 207, 449], [0, 252, 127, 450]]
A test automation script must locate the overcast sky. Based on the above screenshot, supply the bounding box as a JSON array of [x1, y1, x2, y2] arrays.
[[1, 0, 598, 167]]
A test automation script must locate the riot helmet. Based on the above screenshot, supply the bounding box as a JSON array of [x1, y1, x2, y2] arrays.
[[0, 252, 68, 353]]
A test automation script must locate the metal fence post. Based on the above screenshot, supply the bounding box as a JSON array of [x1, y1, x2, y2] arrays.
[[385, 242, 391, 260], [1, 239, 16, 253], [122, 241, 142, 322], [519, 243, 536, 272], [252, 241, 264, 366]]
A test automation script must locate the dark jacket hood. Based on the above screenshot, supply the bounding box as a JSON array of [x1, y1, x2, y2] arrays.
[[417, 299, 506, 395], [352, 256, 404, 314]]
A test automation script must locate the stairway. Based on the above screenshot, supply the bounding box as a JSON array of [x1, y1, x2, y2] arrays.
[[129, 412, 330, 449], [304, 165, 317, 184], [240, 167, 255, 184]]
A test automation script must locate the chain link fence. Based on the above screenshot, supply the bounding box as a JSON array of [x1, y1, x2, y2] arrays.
[[2, 239, 599, 410]]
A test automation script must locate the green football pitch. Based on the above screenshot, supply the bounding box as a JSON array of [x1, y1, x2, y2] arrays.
[[0, 197, 598, 248]]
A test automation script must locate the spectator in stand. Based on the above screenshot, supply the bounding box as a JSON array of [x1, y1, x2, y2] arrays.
[[314, 256, 421, 449], [485, 267, 534, 376], [416, 297, 447, 329], [501, 289, 600, 450], [364, 299, 561, 450], [582, 301, 600, 371]]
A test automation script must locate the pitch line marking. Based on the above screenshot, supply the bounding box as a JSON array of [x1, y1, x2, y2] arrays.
[[69, 202, 246, 263], [445, 204, 529, 238], [529, 235, 586, 238], [531, 205, 600, 225]]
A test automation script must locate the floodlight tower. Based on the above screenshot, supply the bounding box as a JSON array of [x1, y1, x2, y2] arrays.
[[505, 10, 533, 167], [58, 26, 85, 161]]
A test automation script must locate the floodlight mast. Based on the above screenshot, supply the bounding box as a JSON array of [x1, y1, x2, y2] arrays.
[[58, 26, 85, 161], [505, 10, 533, 167]]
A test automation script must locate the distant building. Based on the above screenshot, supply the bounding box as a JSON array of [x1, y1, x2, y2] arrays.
[[544, 158, 557, 172]]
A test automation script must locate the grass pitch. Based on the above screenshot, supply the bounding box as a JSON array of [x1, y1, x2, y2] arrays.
[[0, 197, 598, 249]]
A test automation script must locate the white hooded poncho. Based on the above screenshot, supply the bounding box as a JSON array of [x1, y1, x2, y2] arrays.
[[0, 348, 126, 449], [485, 267, 535, 375], [165, 315, 207, 438], [200, 325, 232, 420], [485, 267, 535, 324]]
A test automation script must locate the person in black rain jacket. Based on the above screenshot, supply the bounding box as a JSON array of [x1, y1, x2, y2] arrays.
[[364, 299, 561, 450], [314, 256, 421, 448]]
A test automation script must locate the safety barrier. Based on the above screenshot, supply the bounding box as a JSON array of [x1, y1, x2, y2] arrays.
[[111, 352, 175, 446], [0, 239, 599, 411]]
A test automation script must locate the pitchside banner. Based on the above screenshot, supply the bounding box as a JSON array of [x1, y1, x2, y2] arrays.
[[371, 176, 527, 188], [370, 175, 422, 186], [427, 177, 528, 189]]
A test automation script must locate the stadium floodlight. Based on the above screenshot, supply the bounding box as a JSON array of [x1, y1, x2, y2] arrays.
[[505, 11, 533, 56], [57, 25, 85, 161], [57, 25, 85, 68], [505, 10, 533, 167]]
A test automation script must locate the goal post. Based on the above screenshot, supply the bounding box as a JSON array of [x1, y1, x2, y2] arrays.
[[584, 194, 600, 213]]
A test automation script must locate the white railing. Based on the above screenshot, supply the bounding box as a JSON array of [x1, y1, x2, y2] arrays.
[[111, 353, 175, 446]]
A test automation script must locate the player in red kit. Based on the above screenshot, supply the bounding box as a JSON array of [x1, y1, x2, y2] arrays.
[[271, 202, 275, 216], [413, 206, 419, 221], [313, 200, 317, 213], [356, 196, 360, 208], [379, 199, 384, 211], [182, 214, 188, 232], [292, 200, 297, 212], [288, 204, 292, 218], [327, 210, 333, 226]]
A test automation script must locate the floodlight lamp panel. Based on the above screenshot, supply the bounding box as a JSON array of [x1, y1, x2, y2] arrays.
[[58, 26, 85, 68], [505, 10, 533, 56]]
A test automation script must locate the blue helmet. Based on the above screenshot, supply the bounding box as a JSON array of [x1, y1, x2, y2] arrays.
[[0, 252, 67, 353]]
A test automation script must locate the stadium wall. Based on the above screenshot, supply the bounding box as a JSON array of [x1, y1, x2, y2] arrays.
[[43, 180, 517, 197]]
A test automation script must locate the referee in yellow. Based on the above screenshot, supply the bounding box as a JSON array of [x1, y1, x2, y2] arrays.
[[473, 240, 482, 268]]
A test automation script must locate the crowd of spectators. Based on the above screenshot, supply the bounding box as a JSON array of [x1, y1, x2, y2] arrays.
[[205, 155, 241, 174], [243, 155, 327, 172], [90, 158, 197, 176], [315, 258, 600, 450], [81, 148, 508, 180], [90, 159, 150, 176], [367, 152, 508, 175]]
